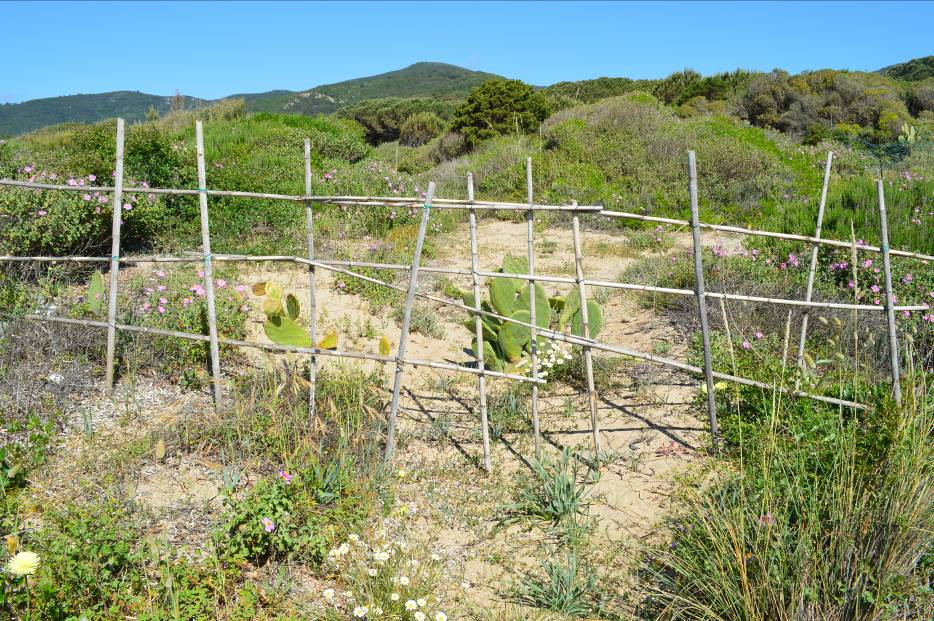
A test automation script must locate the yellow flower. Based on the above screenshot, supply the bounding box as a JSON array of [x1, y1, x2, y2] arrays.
[[6, 551, 40, 577]]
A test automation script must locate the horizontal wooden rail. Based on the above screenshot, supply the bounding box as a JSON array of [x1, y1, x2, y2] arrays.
[[0, 178, 601, 212], [20, 313, 542, 384], [2, 254, 927, 313], [597, 210, 934, 262]]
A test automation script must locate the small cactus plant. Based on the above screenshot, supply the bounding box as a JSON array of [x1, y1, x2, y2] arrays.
[[253, 281, 337, 350], [461, 255, 604, 373], [87, 270, 105, 314]]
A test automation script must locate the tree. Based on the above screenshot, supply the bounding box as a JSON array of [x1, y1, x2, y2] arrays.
[[451, 79, 548, 145]]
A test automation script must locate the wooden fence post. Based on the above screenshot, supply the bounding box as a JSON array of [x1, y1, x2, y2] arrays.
[[688, 151, 719, 449], [304, 138, 318, 420], [525, 157, 542, 459], [195, 121, 223, 407], [571, 206, 602, 455], [877, 179, 902, 405], [385, 182, 436, 463], [104, 118, 126, 391], [467, 174, 491, 472], [795, 151, 834, 386]]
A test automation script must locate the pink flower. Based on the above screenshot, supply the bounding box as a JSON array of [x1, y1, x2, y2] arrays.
[[98, 195, 109, 204], [123, 203, 132, 211], [323, 172, 333, 181], [88, 174, 96, 181], [37, 210, 47, 216], [235, 284, 246, 293], [182, 297, 193, 307], [156, 269, 166, 278], [755, 331, 763, 339], [277, 470, 293, 484], [142, 302, 151, 312], [901, 310, 911, 318], [144, 287, 154, 294], [157, 285, 167, 292], [742, 340, 751, 349], [862, 259, 872, 268], [23, 166, 33, 173], [83, 194, 92, 201], [157, 306, 166, 314], [787, 253, 799, 268], [78, 179, 85, 186], [903, 273, 913, 283], [261, 517, 275, 533], [190, 284, 206, 297], [873, 299, 881, 305], [159, 297, 168, 305], [871, 285, 880, 293], [758, 512, 775, 526], [216, 279, 227, 288], [67, 178, 77, 186], [197, 270, 204, 278]]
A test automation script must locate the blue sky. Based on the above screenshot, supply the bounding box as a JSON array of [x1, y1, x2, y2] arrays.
[[2, 1, 932, 104]]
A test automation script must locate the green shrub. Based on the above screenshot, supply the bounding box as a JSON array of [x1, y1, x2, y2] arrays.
[[216, 456, 369, 565], [452, 79, 549, 145], [399, 111, 445, 147], [336, 97, 454, 145], [0, 170, 166, 256]]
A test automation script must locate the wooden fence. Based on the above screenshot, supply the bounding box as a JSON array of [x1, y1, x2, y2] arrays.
[[1, 118, 929, 470]]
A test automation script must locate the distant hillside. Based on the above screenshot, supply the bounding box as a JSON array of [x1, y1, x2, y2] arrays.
[[0, 91, 207, 137], [244, 62, 502, 115], [877, 56, 934, 81], [0, 62, 500, 137]]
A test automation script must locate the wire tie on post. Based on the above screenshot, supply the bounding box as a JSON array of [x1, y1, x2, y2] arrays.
[[197, 187, 208, 192], [203, 254, 212, 264], [423, 202, 432, 210]]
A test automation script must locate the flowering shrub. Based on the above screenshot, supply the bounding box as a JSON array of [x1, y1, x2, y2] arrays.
[[0, 167, 165, 256], [216, 458, 369, 565], [318, 505, 450, 621], [102, 265, 248, 379]]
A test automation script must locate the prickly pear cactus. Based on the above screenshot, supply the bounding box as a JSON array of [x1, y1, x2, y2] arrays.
[[462, 257, 606, 375], [253, 281, 337, 350], [87, 270, 105, 314]]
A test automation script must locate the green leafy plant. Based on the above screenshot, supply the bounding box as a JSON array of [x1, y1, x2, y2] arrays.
[[87, 269, 105, 314], [252, 281, 337, 349], [516, 552, 599, 617], [462, 255, 603, 373], [501, 448, 600, 543]]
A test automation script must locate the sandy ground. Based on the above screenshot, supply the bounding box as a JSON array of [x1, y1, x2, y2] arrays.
[[25, 217, 745, 615]]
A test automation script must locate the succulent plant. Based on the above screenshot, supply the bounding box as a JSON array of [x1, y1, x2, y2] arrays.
[[253, 281, 337, 350], [461, 255, 604, 374], [87, 270, 105, 314]]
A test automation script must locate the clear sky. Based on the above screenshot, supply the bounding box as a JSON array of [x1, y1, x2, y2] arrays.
[[2, 1, 932, 104]]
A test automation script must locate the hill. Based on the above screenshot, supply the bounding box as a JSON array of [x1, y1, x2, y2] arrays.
[[877, 55, 934, 81], [0, 91, 207, 137], [243, 62, 502, 115], [0, 62, 501, 137]]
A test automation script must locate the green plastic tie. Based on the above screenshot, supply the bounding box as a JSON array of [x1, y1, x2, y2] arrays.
[[197, 187, 208, 192], [423, 202, 432, 210], [111, 255, 119, 261], [203, 254, 212, 263], [881, 244, 889, 252]]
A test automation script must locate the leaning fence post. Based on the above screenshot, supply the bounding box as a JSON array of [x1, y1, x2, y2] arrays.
[[525, 157, 542, 459], [877, 179, 902, 405], [795, 151, 834, 387], [195, 121, 223, 407], [304, 139, 318, 420], [385, 182, 436, 463], [104, 118, 126, 391], [688, 151, 719, 450], [571, 205, 602, 456], [467, 174, 491, 472]]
